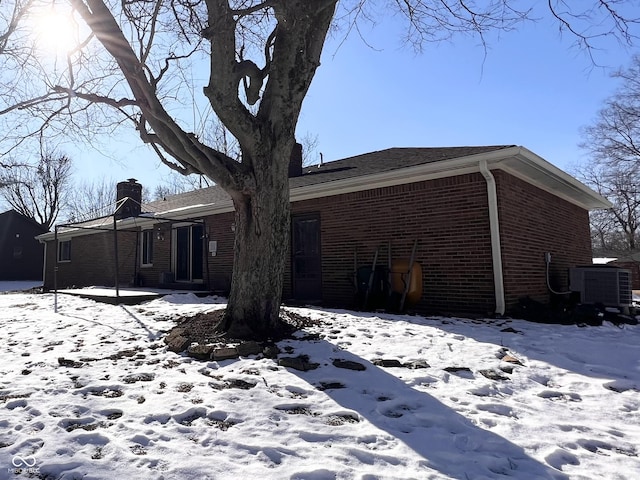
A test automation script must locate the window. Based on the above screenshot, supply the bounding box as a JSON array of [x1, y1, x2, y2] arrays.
[[58, 240, 71, 262], [141, 230, 154, 266]]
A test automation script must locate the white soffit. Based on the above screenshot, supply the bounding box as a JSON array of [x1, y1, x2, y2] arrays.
[[494, 147, 611, 210]]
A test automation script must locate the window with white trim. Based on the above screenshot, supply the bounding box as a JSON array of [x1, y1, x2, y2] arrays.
[[141, 230, 154, 267], [58, 240, 71, 262]]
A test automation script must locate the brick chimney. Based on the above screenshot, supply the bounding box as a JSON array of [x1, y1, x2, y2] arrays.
[[288, 142, 303, 178], [115, 178, 142, 220]]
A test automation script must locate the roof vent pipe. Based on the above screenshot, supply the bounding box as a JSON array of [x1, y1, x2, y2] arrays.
[[479, 160, 506, 316]]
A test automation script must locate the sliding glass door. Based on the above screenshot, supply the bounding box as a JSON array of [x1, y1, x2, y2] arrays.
[[174, 224, 204, 282]]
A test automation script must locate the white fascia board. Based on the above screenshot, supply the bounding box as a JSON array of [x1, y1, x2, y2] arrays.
[[494, 147, 612, 210], [37, 216, 157, 242], [37, 202, 235, 242], [290, 147, 522, 203], [291, 146, 610, 211], [151, 202, 234, 222]]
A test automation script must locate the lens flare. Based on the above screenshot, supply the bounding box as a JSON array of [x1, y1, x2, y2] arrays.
[[31, 9, 78, 55]]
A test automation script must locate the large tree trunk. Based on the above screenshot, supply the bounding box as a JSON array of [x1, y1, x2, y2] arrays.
[[222, 145, 292, 339], [73, 0, 337, 339]]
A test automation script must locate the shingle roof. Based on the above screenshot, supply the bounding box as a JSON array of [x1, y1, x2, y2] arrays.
[[144, 146, 514, 213], [0, 209, 49, 232], [144, 184, 229, 215], [293, 146, 514, 187]]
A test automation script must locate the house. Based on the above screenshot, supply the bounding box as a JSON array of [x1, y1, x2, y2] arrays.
[[37, 145, 611, 316], [0, 209, 48, 281]]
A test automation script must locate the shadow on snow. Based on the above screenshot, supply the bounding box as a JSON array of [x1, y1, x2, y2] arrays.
[[281, 334, 567, 480]]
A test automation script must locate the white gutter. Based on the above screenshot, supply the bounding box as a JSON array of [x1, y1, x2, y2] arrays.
[[290, 147, 521, 203], [36, 202, 234, 242], [479, 159, 506, 316], [498, 147, 612, 210]]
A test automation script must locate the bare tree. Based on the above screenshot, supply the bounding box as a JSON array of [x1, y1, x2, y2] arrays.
[[65, 177, 157, 222], [0, 151, 72, 229], [579, 55, 640, 253], [0, 1, 638, 338], [152, 172, 213, 201], [0, 0, 33, 55], [64, 178, 117, 222], [589, 208, 617, 253], [300, 131, 320, 167], [582, 55, 640, 168], [575, 160, 640, 253]]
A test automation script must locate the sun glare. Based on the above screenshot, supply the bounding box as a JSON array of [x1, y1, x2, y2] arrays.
[[30, 9, 78, 55]]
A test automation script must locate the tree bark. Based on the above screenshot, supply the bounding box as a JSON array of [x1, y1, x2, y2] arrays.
[[222, 143, 292, 339], [62, 0, 338, 338]]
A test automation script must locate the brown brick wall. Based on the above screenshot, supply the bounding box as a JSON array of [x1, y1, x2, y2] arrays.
[[131, 217, 236, 290], [43, 169, 593, 316], [608, 261, 640, 290], [136, 224, 170, 287], [44, 230, 138, 288], [494, 171, 592, 309], [291, 173, 496, 315], [44, 217, 238, 292], [203, 212, 235, 293]]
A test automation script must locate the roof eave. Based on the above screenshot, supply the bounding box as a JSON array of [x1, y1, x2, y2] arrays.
[[37, 202, 234, 241], [292, 146, 611, 211], [290, 146, 521, 202], [494, 147, 612, 210], [43, 145, 608, 242]]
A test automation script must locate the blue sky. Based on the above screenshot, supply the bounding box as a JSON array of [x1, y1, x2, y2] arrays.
[[70, 9, 636, 193]]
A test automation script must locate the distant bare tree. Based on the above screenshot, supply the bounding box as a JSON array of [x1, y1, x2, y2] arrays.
[[574, 160, 640, 253], [580, 55, 640, 252], [64, 178, 116, 222], [589, 208, 617, 253], [152, 172, 213, 201], [582, 55, 640, 168], [300, 132, 320, 167], [0, 0, 32, 55], [0, 151, 72, 229]]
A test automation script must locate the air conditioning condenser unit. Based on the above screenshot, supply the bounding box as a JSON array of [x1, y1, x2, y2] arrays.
[[569, 266, 632, 307]]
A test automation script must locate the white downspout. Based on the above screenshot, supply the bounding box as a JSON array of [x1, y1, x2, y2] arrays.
[[479, 160, 506, 316], [41, 241, 47, 287]]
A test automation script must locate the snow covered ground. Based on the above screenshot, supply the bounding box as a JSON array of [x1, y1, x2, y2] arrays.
[[0, 281, 42, 293], [0, 291, 639, 480]]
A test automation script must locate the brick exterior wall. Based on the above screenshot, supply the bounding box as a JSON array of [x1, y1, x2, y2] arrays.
[[203, 212, 235, 293], [290, 173, 496, 315], [608, 261, 640, 290], [43, 169, 593, 316], [137, 224, 170, 287], [494, 171, 592, 309], [44, 230, 138, 288]]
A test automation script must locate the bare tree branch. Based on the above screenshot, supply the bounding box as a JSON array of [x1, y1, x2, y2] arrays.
[[0, 150, 72, 229], [579, 55, 640, 252]]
